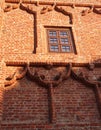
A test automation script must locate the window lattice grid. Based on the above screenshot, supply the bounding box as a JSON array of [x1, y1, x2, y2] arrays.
[[47, 28, 74, 53]]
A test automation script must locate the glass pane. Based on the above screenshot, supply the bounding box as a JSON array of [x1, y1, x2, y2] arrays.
[[50, 45, 58, 52], [49, 38, 58, 43], [61, 38, 68, 44], [49, 31, 57, 36], [62, 46, 71, 52], [60, 31, 68, 36]]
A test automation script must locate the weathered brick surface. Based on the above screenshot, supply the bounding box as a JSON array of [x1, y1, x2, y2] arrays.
[[0, 0, 101, 129], [1, 3, 101, 63]]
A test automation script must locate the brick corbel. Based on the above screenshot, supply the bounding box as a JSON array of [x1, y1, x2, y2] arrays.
[[93, 7, 101, 14], [5, 64, 28, 86], [3, 4, 19, 12], [82, 5, 101, 16], [82, 5, 94, 16], [3, 2, 37, 14]]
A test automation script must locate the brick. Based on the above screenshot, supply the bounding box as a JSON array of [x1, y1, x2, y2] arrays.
[[0, 0, 101, 130]]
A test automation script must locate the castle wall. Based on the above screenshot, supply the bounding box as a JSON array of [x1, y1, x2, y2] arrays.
[[0, 0, 101, 129]]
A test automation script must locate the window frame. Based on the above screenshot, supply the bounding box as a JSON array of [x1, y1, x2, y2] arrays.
[[47, 28, 75, 53]]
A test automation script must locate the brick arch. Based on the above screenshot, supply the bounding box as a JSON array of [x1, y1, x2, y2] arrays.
[[41, 5, 73, 24]]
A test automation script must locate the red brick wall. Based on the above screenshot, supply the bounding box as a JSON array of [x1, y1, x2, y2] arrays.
[[3, 79, 49, 123], [0, 0, 101, 129], [1, 3, 101, 63]]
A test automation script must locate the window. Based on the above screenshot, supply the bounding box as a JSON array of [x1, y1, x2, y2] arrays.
[[47, 28, 75, 53]]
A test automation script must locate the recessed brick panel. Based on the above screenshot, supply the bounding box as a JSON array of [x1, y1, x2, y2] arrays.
[[3, 77, 49, 123], [54, 78, 101, 124], [1, 9, 34, 54]]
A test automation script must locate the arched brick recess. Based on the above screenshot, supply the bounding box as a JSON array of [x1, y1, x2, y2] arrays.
[[3, 76, 49, 123], [54, 78, 101, 124]]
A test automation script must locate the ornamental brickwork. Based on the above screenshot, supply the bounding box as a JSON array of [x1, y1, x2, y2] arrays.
[[0, 0, 101, 130]]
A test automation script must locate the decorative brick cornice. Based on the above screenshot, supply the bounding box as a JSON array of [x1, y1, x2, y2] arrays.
[[5, 63, 72, 87], [5, 62, 101, 99], [3, 3, 37, 13], [82, 5, 94, 16], [72, 69, 101, 87], [5, 61, 101, 67], [3, 4, 19, 12], [93, 7, 101, 14], [5, 0, 101, 8], [5, 64, 27, 86], [4, 62, 101, 123], [4, 0, 101, 16], [40, 5, 73, 24], [82, 5, 101, 16]]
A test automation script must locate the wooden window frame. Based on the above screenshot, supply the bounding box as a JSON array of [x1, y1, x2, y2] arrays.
[[47, 28, 75, 53]]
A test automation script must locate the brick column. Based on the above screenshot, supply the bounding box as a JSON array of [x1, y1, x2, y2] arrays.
[[0, 0, 4, 9], [94, 84, 101, 117], [0, 0, 5, 123], [48, 84, 56, 123], [0, 61, 5, 122], [0, 0, 4, 53]]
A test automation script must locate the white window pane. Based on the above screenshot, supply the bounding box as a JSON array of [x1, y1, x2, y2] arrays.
[[49, 38, 58, 43], [62, 46, 70, 52], [49, 31, 57, 36], [61, 38, 68, 44], [50, 45, 59, 52], [60, 31, 68, 36]]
